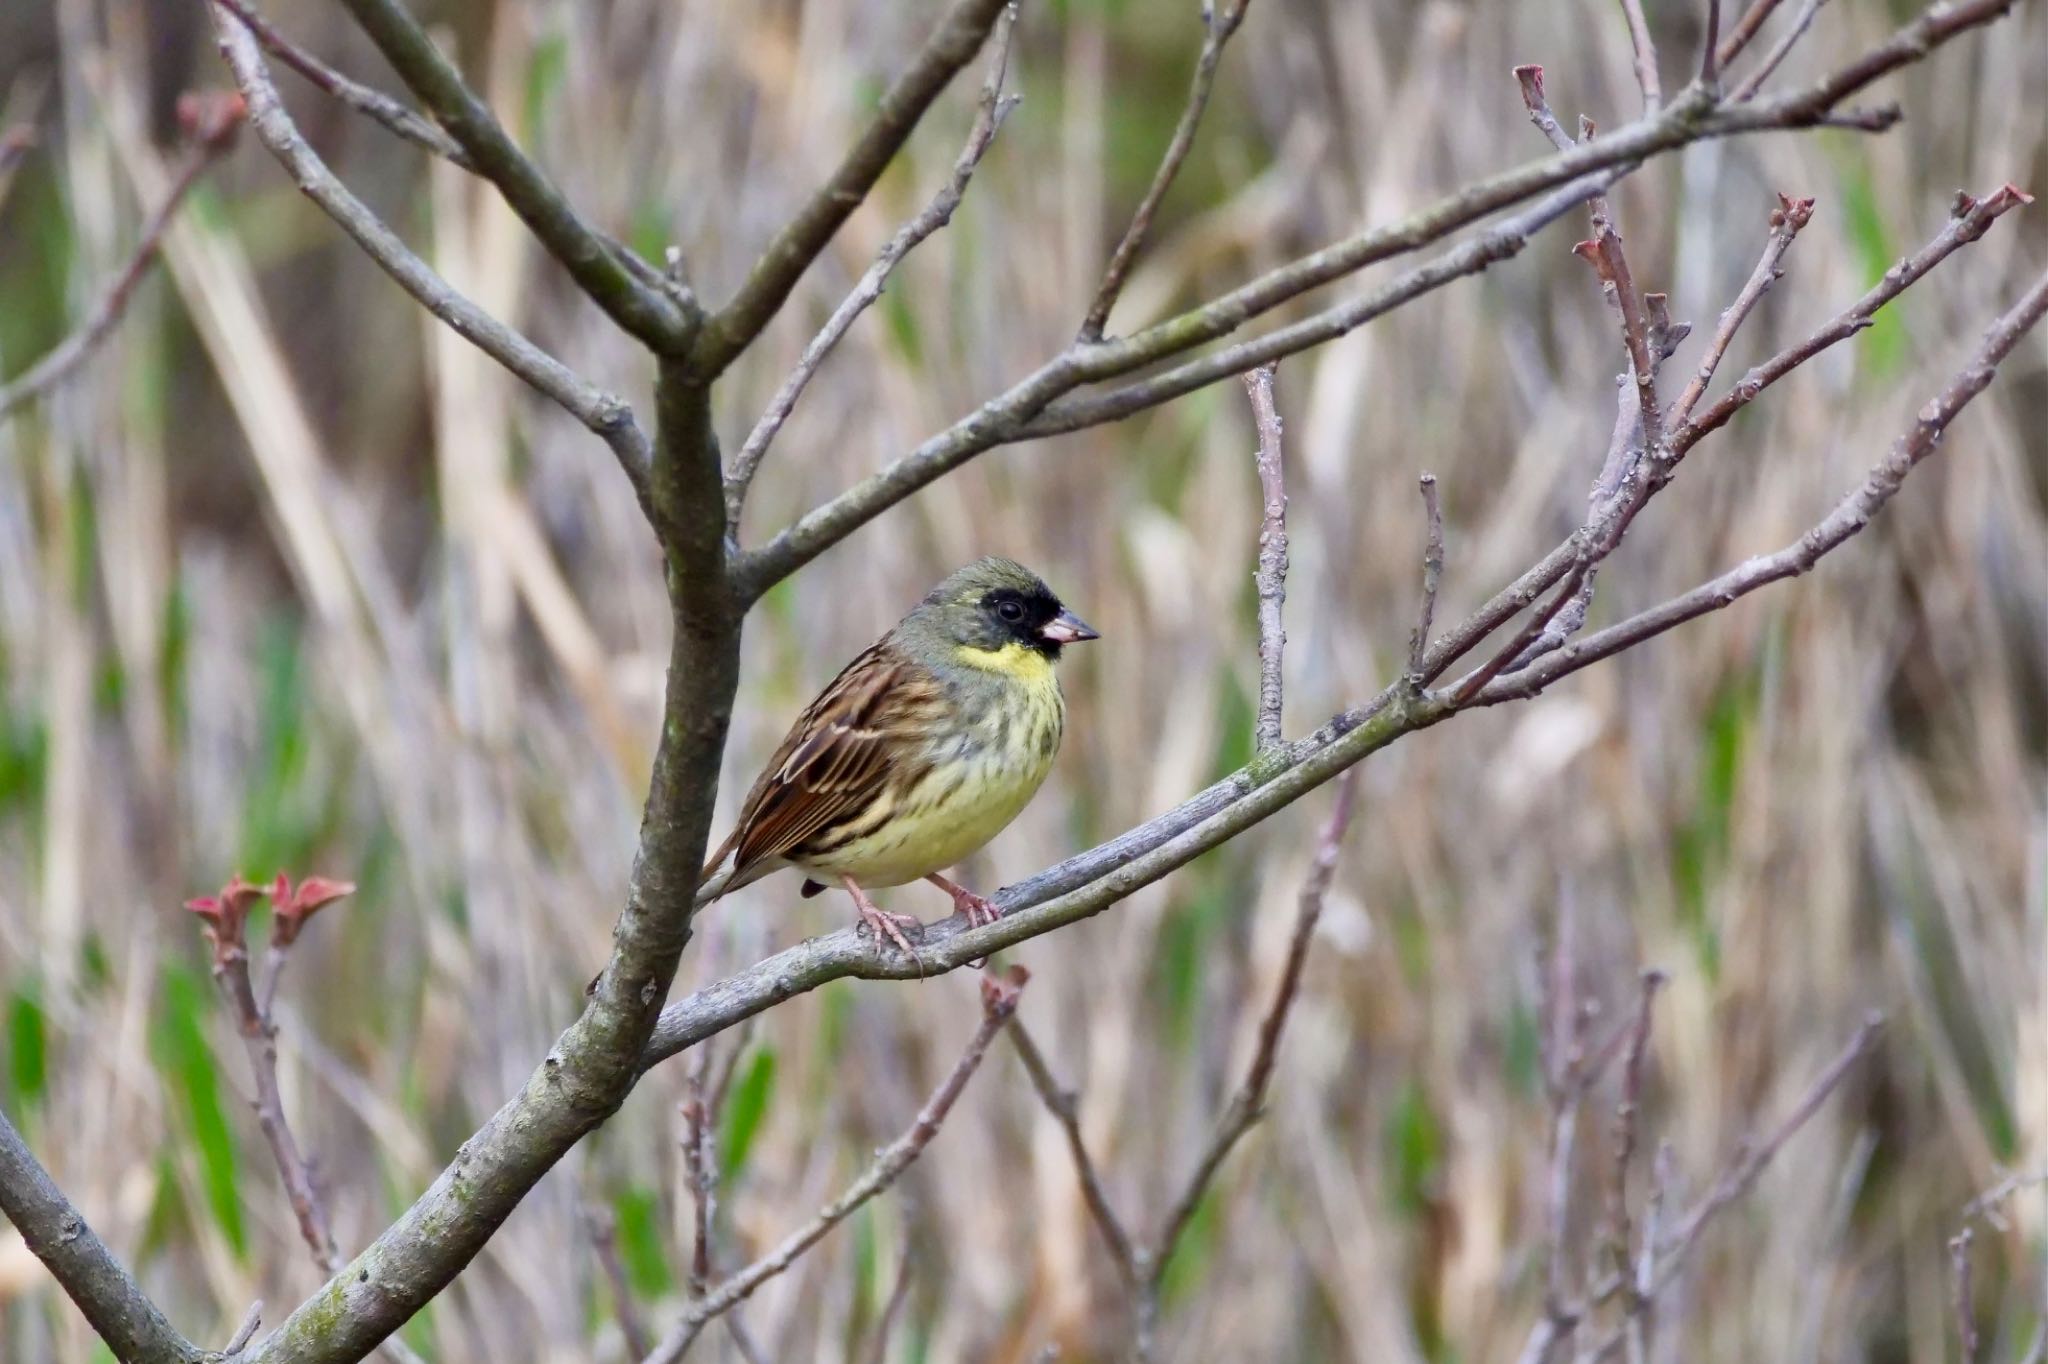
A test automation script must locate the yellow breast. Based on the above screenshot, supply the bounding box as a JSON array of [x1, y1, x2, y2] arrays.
[[797, 648, 1065, 887]]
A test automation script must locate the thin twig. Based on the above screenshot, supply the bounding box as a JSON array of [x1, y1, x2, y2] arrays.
[[1079, 0, 1254, 340], [214, 943, 341, 1272], [645, 970, 1027, 1364], [1665, 192, 1814, 428], [1243, 363, 1289, 752], [225, 1301, 266, 1355], [1483, 254, 2048, 706], [1716, 0, 1788, 68], [207, 0, 469, 167], [1574, 228, 1665, 464], [0, 96, 243, 420], [1617, 0, 1664, 111], [1674, 182, 2029, 457], [207, 5, 657, 503], [1009, 1022, 1140, 1289], [690, 0, 1012, 372], [1730, 0, 1830, 102], [1700, 0, 1724, 88], [587, 1205, 654, 1360], [726, 4, 1021, 517], [1405, 474, 1445, 679]]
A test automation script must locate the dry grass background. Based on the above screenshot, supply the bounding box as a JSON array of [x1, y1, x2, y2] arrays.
[[1, 0, 2045, 1360]]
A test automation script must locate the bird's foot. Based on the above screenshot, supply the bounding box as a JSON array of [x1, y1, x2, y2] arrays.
[[926, 874, 1004, 929], [842, 876, 925, 964]]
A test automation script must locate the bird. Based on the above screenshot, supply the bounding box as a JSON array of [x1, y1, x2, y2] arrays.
[[696, 556, 1098, 958]]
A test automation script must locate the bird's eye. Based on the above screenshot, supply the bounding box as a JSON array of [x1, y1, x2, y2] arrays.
[[997, 599, 1024, 622]]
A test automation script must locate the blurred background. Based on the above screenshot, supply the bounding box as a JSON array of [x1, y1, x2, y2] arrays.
[[1, 0, 2044, 1360]]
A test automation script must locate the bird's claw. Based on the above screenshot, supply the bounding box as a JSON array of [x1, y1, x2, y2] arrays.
[[857, 902, 925, 962]]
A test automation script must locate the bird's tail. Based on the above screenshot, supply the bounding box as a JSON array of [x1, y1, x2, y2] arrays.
[[693, 826, 746, 908]]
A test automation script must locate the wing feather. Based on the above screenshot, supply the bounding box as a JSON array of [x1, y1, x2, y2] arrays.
[[719, 639, 944, 880]]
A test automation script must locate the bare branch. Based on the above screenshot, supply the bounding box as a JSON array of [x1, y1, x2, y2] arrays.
[[1009, 1021, 1141, 1289], [1617, 0, 1663, 111], [1079, 0, 1253, 340], [332, 0, 695, 351], [1405, 474, 1445, 679], [1573, 227, 1665, 466], [689, 0, 1013, 374], [1482, 256, 2048, 706], [644, 970, 1027, 1363], [0, 1108, 207, 1363], [209, 0, 469, 167], [208, 6, 657, 504], [736, 0, 2018, 595], [1243, 363, 1289, 751], [0, 96, 243, 420], [226, 1301, 267, 1355], [726, 5, 1021, 517], [1730, 0, 1830, 102], [1665, 192, 1814, 428], [1700, 0, 1723, 88], [1675, 184, 2030, 457], [1020, 170, 1625, 440], [1716, 0, 1788, 68]]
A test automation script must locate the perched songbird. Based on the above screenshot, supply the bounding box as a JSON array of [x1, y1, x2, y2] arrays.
[[698, 557, 1098, 955]]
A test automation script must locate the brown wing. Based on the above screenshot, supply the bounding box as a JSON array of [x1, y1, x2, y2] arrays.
[[712, 638, 945, 881]]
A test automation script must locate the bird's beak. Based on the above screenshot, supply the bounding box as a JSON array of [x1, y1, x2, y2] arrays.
[[1039, 608, 1100, 645]]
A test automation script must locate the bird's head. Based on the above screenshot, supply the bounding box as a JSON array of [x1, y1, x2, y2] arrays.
[[905, 556, 1099, 669]]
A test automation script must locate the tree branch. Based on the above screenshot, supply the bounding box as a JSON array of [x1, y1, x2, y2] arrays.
[[1405, 474, 1445, 679], [1243, 363, 1289, 752], [333, 0, 696, 352], [1716, 0, 1788, 69], [209, 5, 659, 507], [1730, 0, 1830, 102], [1078, 0, 1253, 340], [1665, 192, 1813, 429], [0, 1108, 207, 1364], [643, 970, 1026, 1363], [1479, 257, 2048, 706], [0, 95, 244, 420], [687, 0, 1013, 374], [1672, 185, 2030, 461], [734, 0, 2018, 595], [1616, 0, 1663, 111], [210, 0, 471, 167], [725, 3, 1022, 519]]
